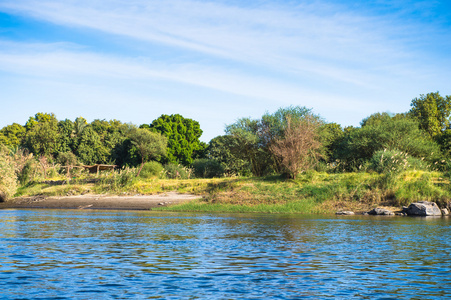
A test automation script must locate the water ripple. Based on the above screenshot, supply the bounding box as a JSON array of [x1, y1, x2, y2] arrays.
[[0, 210, 449, 299]]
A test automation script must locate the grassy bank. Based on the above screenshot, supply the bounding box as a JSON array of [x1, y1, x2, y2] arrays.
[[14, 170, 451, 214]]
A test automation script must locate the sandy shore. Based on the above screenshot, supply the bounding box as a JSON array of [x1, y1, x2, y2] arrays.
[[0, 192, 201, 210]]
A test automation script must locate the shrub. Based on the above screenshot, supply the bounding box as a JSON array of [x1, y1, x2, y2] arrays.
[[191, 159, 224, 178], [139, 161, 164, 179], [394, 172, 449, 207], [18, 159, 39, 184], [0, 146, 18, 201], [107, 167, 137, 189], [163, 163, 192, 179], [370, 149, 428, 174]]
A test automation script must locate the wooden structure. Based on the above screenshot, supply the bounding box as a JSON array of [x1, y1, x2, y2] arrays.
[[83, 164, 117, 174]]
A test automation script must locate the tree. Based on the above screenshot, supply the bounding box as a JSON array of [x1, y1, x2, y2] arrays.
[[225, 117, 270, 176], [129, 128, 167, 177], [74, 126, 109, 165], [58, 119, 75, 153], [150, 114, 203, 166], [409, 92, 451, 137], [270, 115, 322, 178], [333, 114, 441, 170], [318, 122, 343, 162], [0, 123, 26, 147], [208, 135, 252, 176], [24, 113, 60, 157]]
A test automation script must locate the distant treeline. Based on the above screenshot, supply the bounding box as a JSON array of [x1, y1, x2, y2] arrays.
[[1, 92, 451, 178]]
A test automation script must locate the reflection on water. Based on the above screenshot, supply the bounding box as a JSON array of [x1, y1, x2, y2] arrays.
[[0, 210, 449, 299]]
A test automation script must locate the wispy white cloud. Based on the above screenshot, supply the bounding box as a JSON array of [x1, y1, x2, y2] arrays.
[[0, 0, 436, 87], [0, 0, 450, 140], [0, 40, 365, 111]]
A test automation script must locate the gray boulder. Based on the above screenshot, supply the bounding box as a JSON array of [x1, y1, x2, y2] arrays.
[[336, 211, 355, 215], [441, 208, 449, 216], [367, 207, 395, 216], [404, 201, 442, 216]]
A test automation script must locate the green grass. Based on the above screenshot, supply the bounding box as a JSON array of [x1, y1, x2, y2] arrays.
[[14, 170, 451, 213], [154, 197, 319, 214]]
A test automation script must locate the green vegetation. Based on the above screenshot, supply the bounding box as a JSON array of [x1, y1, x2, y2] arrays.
[[1, 91, 451, 213]]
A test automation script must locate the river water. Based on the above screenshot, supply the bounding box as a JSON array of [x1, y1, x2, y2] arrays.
[[0, 209, 449, 299]]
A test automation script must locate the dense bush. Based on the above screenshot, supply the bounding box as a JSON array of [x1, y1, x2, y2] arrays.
[[139, 161, 164, 179], [370, 149, 429, 174], [333, 114, 441, 170], [103, 167, 137, 189], [0, 147, 18, 201], [163, 163, 192, 179], [191, 159, 224, 178]]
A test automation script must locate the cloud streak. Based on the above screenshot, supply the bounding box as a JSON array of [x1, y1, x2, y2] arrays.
[[0, 0, 450, 140], [0, 0, 437, 86]]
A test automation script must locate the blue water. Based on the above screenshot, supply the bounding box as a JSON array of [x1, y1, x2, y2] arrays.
[[0, 210, 449, 299]]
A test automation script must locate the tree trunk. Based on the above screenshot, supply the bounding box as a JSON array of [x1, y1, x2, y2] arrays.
[[137, 158, 144, 177]]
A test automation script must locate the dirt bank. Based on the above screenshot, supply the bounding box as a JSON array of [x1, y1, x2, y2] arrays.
[[0, 192, 201, 210]]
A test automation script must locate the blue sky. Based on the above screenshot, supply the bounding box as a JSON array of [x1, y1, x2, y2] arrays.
[[0, 0, 450, 142]]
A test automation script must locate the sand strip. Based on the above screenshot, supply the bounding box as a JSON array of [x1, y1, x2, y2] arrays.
[[0, 192, 201, 210]]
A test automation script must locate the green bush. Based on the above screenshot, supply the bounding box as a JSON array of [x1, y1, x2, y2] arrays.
[[18, 159, 38, 184], [139, 161, 164, 179], [394, 172, 449, 207], [191, 159, 224, 178], [370, 149, 428, 174], [0, 147, 18, 201], [163, 163, 192, 179]]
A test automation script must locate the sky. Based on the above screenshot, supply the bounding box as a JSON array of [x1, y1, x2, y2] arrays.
[[0, 0, 450, 142]]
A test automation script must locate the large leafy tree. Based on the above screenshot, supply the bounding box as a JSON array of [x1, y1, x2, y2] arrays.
[[225, 117, 271, 176], [333, 113, 441, 170], [409, 92, 451, 137], [208, 135, 252, 176], [150, 114, 203, 165], [0, 123, 26, 147], [74, 126, 109, 165], [129, 128, 167, 176], [58, 119, 75, 153], [24, 113, 61, 157]]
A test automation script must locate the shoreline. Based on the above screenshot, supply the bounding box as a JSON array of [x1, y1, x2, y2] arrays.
[[0, 192, 201, 211]]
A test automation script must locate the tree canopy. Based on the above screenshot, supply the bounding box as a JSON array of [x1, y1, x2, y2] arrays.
[[149, 114, 204, 166]]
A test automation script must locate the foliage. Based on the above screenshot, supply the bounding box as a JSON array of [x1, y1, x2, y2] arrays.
[[270, 115, 323, 178], [409, 92, 451, 137], [129, 128, 167, 176], [163, 163, 192, 179], [224, 106, 323, 177], [18, 159, 39, 185], [0, 123, 26, 147], [0, 146, 18, 201], [106, 167, 137, 189], [139, 161, 164, 179], [74, 126, 109, 165], [58, 119, 75, 153], [207, 135, 252, 176], [318, 122, 344, 161], [56, 151, 79, 166], [225, 117, 271, 176], [333, 114, 441, 170], [369, 149, 429, 174], [150, 114, 203, 165], [191, 158, 224, 178], [24, 113, 61, 157], [394, 171, 450, 207]]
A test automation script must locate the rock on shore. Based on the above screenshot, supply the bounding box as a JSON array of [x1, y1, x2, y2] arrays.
[[367, 207, 395, 216], [403, 201, 442, 216]]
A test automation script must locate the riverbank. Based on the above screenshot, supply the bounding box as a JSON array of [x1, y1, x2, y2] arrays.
[[4, 170, 450, 213], [0, 192, 201, 210]]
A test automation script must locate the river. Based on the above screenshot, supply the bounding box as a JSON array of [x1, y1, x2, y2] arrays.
[[0, 209, 449, 299]]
